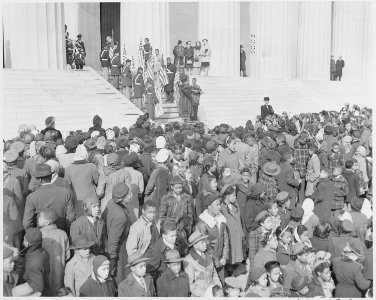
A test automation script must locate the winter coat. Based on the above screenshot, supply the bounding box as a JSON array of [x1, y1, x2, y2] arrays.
[[342, 169, 360, 203], [310, 236, 335, 258], [244, 195, 267, 233], [276, 242, 291, 266], [118, 273, 156, 297], [349, 211, 368, 241], [79, 274, 117, 297], [70, 215, 106, 255], [220, 202, 245, 264], [217, 147, 242, 181], [278, 162, 300, 206], [333, 257, 370, 298], [183, 249, 221, 297], [283, 259, 312, 291], [312, 177, 333, 222], [64, 253, 94, 296], [3, 194, 23, 247], [248, 226, 266, 269], [144, 165, 171, 210], [40, 225, 70, 296], [236, 182, 252, 223], [156, 268, 190, 297], [3, 173, 25, 220]]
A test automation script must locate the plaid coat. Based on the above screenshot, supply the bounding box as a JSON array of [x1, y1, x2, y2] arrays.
[[331, 175, 349, 210], [294, 146, 310, 177], [259, 173, 279, 200], [248, 226, 265, 269], [326, 151, 345, 173]]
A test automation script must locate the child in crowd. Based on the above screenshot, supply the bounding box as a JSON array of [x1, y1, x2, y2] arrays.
[[267, 200, 281, 231], [276, 225, 293, 267], [245, 267, 270, 297], [265, 260, 283, 292]]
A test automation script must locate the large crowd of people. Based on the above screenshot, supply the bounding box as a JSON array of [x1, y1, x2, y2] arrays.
[[3, 101, 373, 297]]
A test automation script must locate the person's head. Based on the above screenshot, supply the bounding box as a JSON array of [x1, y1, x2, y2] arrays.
[[173, 144, 184, 161], [166, 57, 172, 64], [207, 175, 218, 191], [161, 220, 178, 245], [267, 200, 279, 217], [257, 212, 273, 231], [126, 59, 131, 66], [144, 38, 149, 44], [220, 165, 232, 178], [224, 277, 242, 297], [262, 230, 278, 250], [332, 142, 340, 153], [129, 257, 148, 278], [212, 285, 224, 297], [264, 97, 270, 104], [189, 230, 208, 252], [240, 168, 251, 184], [345, 122, 352, 132], [224, 135, 237, 152], [206, 194, 222, 216], [313, 220, 331, 239], [93, 255, 110, 280], [186, 41, 191, 47], [170, 176, 184, 196], [277, 225, 293, 245], [308, 144, 319, 156], [192, 77, 196, 85], [139, 198, 156, 221], [202, 38, 208, 45], [244, 132, 256, 146], [83, 196, 101, 218], [265, 261, 281, 284], [3, 247, 15, 273], [184, 168, 192, 182], [112, 183, 133, 206], [319, 168, 330, 179], [155, 48, 159, 55], [222, 185, 237, 204], [37, 209, 58, 228], [296, 225, 309, 243], [137, 67, 143, 74], [249, 268, 268, 287], [177, 40, 182, 45], [290, 243, 310, 264], [164, 250, 183, 276], [313, 261, 331, 282]]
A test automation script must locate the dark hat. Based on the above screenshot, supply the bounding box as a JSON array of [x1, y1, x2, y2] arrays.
[[240, 167, 251, 174], [263, 161, 281, 176], [341, 219, 354, 232], [3, 150, 18, 163], [77, 34, 82, 37], [82, 132, 91, 141], [65, 136, 78, 150], [188, 150, 199, 162], [188, 230, 208, 247], [123, 152, 142, 168], [32, 164, 53, 178], [264, 97, 270, 101], [275, 191, 290, 202], [84, 138, 96, 150], [202, 156, 215, 169], [3, 247, 14, 259], [202, 38, 208, 42], [249, 267, 266, 282], [224, 277, 243, 289], [25, 228, 42, 245], [107, 153, 119, 166], [250, 183, 265, 196], [116, 137, 128, 149], [170, 175, 185, 185], [93, 255, 110, 273], [344, 241, 362, 256], [219, 183, 235, 196], [83, 196, 100, 207], [126, 253, 149, 267], [70, 235, 95, 249], [290, 242, 309, 255], [205, 140, 217, 152], [93, 115, 102, 126], [164, 249, 183, 263], [324, 125, 333, 134], [290, 206, 304, 219], [174, 132, 185, 144], [24, 134, 34, 144], [255, 210, 270, 223], [204, 193, 221, 208], [345, 159, 355, 168], [10, 141, 25, 153], [112, 182, 130, 200], [351, 197, 363, 211], [45, 116, 55, 127]]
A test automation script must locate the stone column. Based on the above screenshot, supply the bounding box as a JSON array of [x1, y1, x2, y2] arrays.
[[332, 2, 372, 81], [120, 2, 170, 68], [3, 3, 65, 69], [198, 2, 240, 76], [296, 2, 331, 80]]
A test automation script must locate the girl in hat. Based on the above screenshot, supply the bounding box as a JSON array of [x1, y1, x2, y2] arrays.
[[79, 255, 117, 297], [245, 267, 269, 297], [332, 242, 371, 298], [276, 225, 293, 266], [64, 235, 95, 296], [265, 260, 283, 292]]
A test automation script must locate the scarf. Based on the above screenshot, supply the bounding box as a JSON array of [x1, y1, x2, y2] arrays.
[[302, 198, 315, 225]]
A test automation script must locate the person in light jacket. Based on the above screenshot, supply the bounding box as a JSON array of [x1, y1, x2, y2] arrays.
[[305, 145, 321, 197]]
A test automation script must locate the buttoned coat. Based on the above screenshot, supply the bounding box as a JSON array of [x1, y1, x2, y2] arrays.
[[64, 253, 94, 296], [118, 273, 156, 297], [156, 268, 190, 297]]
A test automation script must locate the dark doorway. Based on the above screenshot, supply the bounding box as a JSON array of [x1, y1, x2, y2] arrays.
[[100, 2, 120, 48]]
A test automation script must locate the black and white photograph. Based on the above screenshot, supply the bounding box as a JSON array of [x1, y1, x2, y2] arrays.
[[2, 0, 374, 298]]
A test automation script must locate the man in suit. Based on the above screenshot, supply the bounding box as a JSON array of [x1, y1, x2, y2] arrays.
[[173, 40, 185, 66], [122, 59, 133, 100], [165, 57, 176, 103], [336, 56, 345, 81], [240, 45, 247, 77], [261, 97, 274, 119], [184, 41, 194, 76], [330, 55, 336, 81]]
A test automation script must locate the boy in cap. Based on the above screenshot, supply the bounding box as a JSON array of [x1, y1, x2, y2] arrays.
[[159, 175, 193, 241], [184, 230, 222, 296], [38, 209, 70, 296], [70, 196, 106, 256], [102, 183, 132, 284], [118, 253, 155, 296], [13, 228, 50, 296], [64, 235, 95, 296], [156, 249, 190, 297]]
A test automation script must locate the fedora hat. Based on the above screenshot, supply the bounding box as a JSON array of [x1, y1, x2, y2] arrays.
[[164, 250, 183, 263], [263, 161, 281, 176], [70, 235, 95, 250], [126, 253, 149, 267], [32, 164, 53, 178], [188, 230, 208, 247], [170, 175, 185, 185]]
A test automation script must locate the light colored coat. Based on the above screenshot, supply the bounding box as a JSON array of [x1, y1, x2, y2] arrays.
[[306, 154, 320, 196], [40, 225, 70, 296], [64, 253, 94, 296]]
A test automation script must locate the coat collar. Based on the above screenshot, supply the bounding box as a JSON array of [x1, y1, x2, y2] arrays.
[[164, 267, 188, 280]]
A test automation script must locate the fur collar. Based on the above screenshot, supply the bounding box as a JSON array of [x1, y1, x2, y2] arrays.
[[199, 209, 226, 229]]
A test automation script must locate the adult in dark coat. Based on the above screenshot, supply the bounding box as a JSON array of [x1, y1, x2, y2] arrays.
[[311, 169, 333, 222], [40, 116, 63, 141], [240, 45, 247, 77], [244, 184, 268, 234], [23, 164, 75, 232], [165, 58, 176, 103], [70, 196, 106, 256], [179, 78, 193, 121], [341, 160, 360, 204], [332, 242, 370, 298], [261, 97, 274, 119], [184, 41, 195, 74], [132, 68, 145, 110], [88, 115, 106, 138], [330, 55, 336, 80], [173, 40, 185, 66], [102, 183, 132, 285], [156, 250, 190, 297], [363, 244, 373, 280], [335, 56, 345, 81], [278, 153, 300, 207]]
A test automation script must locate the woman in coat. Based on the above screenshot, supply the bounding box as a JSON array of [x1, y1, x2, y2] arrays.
[[65, 145, 99, 216], [332, 242, 371, 298]]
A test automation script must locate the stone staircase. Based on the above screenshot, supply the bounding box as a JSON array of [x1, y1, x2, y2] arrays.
[[155, 100, 181, 123], [3, 67, 143, 140]]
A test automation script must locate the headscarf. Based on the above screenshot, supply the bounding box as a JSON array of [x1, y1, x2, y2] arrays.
[[93, 255, 109, 279], [302, 198, 315, 225]]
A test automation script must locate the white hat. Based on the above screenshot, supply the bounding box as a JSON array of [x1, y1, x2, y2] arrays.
[[55, 145, 67, 159], [45, 159, 60, 174], [74, 144, 88, 161], [156, 136, 166, 149], [156, 148, 169, 163], [106, 129, 115, 140]]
